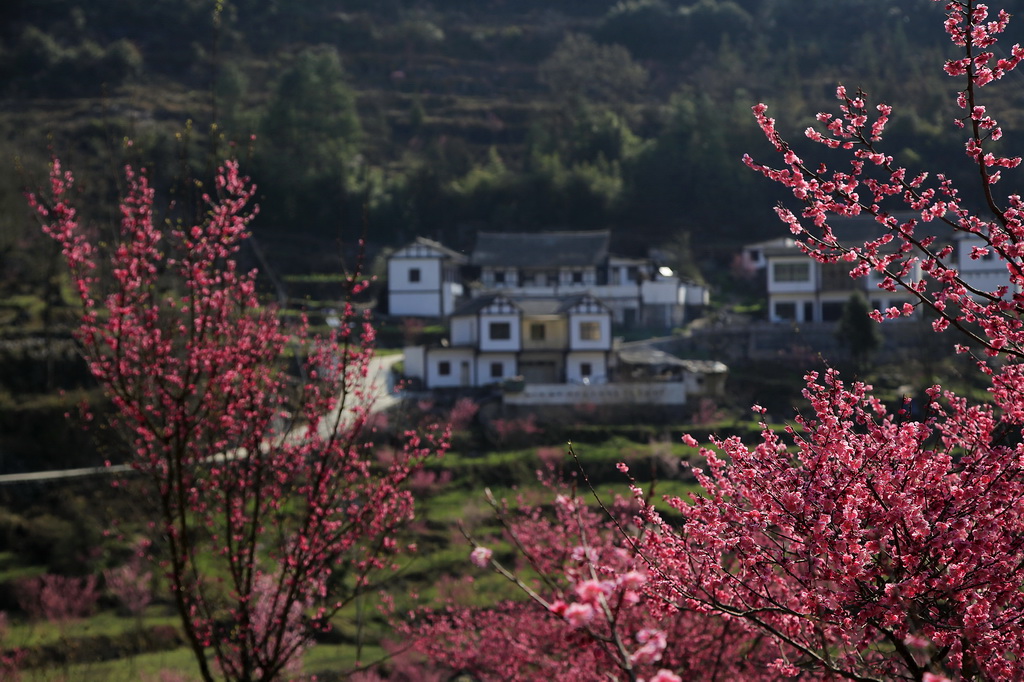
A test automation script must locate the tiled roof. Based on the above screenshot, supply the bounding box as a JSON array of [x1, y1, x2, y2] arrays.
[[451, 294, 605, 317], [471, 230, 611, 268], [400, 236, 468, 262], [450, 294, 514, 317], [759, 211, 957, 255]]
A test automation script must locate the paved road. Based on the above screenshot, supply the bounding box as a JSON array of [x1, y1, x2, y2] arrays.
[[318, 351, 402, 436], [0, 352, 405, 485]]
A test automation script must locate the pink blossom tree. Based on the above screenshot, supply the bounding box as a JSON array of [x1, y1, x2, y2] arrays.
[[416, 1, 1024, 680], [408, 470, 779, 681], [16, 574, 100, 623], [0, 612, 25, 681], [33, 158, 447, 681], [104, 541, 153, 623]]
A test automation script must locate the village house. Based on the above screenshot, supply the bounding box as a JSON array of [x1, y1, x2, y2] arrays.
[[387, 237, 467, 318], [401, 292, 613, 389], [747, 213, 1024, 324], [745, 214, 939, 323], [952, 229, 1022, 300], [400, 291, 727, 408], [386, 230, 708, 328], [388, 230, 720, 408]]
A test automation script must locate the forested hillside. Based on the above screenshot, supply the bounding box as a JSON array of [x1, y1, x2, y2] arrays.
[[1, 0, 1021, 280]]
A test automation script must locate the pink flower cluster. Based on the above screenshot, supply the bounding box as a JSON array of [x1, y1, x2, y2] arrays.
[[410, 470, 781, 679], [469, 546, 492, 567]]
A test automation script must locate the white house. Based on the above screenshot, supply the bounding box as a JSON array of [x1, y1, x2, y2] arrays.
[[953, 230, 1023, 300], [470, 231, 706, 328], [403, 292, 612, 389], [386, 237, 467, 318], [751, 215, 934, 323], [385, 231, 707, 328]]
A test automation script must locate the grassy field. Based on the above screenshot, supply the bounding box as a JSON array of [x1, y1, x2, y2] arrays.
[[0, 431, 710, 680]]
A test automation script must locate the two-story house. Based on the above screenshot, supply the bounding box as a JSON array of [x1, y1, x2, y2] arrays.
[[953, 230, 1023, 300], [470, 230, 705, 327], [750, 215, 939, 323], [401, 292, 612, 389], [386, 237, 467, 318], [386, 231, 707, 328]]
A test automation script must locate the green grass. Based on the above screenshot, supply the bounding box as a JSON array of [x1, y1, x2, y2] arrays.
[[22, 648, 202, 682], [6, 608, 178, 649], [0, 430, 733, 678], [303, 642, 387, 678], [0, 551, 45, 585], [282, 274, 349, 284]]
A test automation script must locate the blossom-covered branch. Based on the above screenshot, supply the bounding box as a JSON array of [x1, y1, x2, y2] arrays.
[[33, 158, 448, 681]]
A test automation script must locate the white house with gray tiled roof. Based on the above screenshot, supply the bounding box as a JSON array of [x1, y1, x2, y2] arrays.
[[402, 292, 612, 389], [745, 214, 941, 323], [386, 230, 707, 328], [387, 237, 467, 318]]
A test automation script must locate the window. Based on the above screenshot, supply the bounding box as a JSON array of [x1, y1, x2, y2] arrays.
[[773, 262, 811, 282], [572, 271, 584, 284], [580, 362, 593, 377], [627, 266, 640, 283], [821, 302, 845, 322], [774, 302, 797, 320], [489, 321, 511, 340], [530, 323, 546, 341], [408, 267, 421, 283], [438, 361, 451, 376], [494, 271, 506, 284], [490, 362, 503, 378], [579, 321, 601, 341], [803, 302, 815, 322], [547, 272, 559, 286]]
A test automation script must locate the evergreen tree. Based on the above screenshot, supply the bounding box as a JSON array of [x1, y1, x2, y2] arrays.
[[836, 291, 883, 370]]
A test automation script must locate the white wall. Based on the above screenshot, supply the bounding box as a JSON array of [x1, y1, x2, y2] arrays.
[[450, 316, 477, 346], [441, 283, 463, 316], [388, 257, 443, 316], [390, 291, 445, 317], [476, 353, 517, 384], [403, 346, 426, 383], [425, 348, 475, 388], [388, 257, 441, 289], [681, 282, 709, 306], [640, 279, 681, 304], [956, 236, 1018, 299], [565, 351, 607, 384], [504, 382, 687, 406]]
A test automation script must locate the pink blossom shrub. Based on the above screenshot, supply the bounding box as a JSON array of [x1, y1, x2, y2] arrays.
[[447, 397, 479, 432], [0, 611, 25, 680], [104, 542, 153, 619], [16, 574, 99, 623]]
